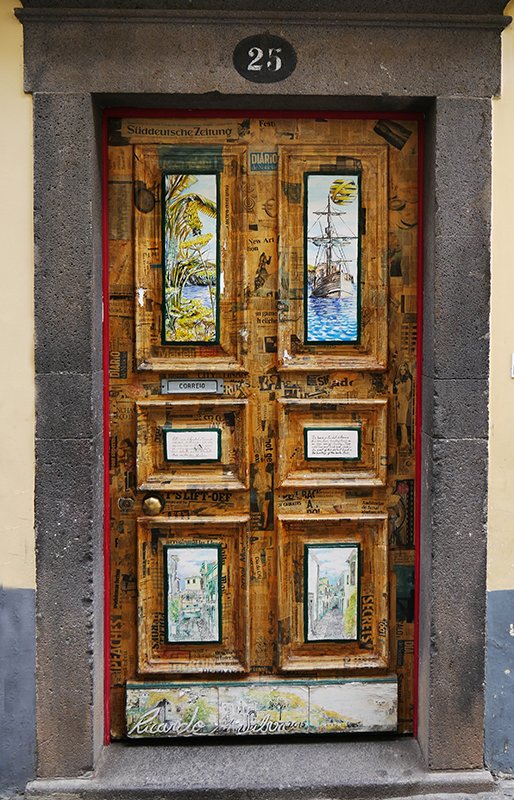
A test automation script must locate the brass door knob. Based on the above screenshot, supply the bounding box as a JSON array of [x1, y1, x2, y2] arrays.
[[142, 494, 165, 516]]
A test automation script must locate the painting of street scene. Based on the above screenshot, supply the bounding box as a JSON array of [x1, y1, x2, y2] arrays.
[[305, 544, 359, 641], [163, 173, 218, 344], [164, 545, 221, 644], [305, 174, 360, 343]]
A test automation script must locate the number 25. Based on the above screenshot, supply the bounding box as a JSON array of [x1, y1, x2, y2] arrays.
[[247, 47, 283, 73]]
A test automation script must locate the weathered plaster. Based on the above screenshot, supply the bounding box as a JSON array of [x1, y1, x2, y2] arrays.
[[0, 3, 36, 791], [0, 0, 35, 593], [489, 4, 514, 594], [483, 4, 514, 775]]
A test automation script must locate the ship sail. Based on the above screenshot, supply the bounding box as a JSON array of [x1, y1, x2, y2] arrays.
[[307, 182, 358, 299]]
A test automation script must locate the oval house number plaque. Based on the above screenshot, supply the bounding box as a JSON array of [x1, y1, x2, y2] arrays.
[[233, 34, 297, 83]]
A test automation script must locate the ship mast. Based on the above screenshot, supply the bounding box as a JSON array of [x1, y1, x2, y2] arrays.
[[307, 179, 358, 299], [313, 192, 347, 275], [325, 193, 333, 273]]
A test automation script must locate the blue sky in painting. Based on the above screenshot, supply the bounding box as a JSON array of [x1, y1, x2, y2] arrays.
[[307, 545, 358, 593], [167, 546, 219, 585]]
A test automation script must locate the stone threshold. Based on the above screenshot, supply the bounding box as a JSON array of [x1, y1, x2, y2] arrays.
[[25, 737, 495, 800]]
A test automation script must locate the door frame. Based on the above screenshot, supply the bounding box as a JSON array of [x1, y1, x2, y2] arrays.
[[18, 2, 503, 780]]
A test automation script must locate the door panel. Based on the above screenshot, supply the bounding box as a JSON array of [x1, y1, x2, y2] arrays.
[[137, 516, 250, 675], [278, 144, 389, 371], [107, 113, 419, 738], [277, 515, 389, 671], [277, 398, 388, 488], [133, 143, 247, 372], [136, 399, 250, 491]]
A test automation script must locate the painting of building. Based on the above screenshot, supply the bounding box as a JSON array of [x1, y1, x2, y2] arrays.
[[164, 545, 221, 643], [305, 544, 359, 641]]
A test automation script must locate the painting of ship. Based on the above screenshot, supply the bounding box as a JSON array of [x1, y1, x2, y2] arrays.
[[305, 174, 360, 343], [308, 185, 357, 299]]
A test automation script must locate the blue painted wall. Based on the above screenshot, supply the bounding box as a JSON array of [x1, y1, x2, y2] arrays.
[[0, 587, 36, 794], [485, 589, 514, 773]]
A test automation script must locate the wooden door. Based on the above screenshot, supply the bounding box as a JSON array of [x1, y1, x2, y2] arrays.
[[107, 113, 420, 739]]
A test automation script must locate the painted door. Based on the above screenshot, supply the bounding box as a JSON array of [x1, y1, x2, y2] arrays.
[[107, 113, 420, 739]]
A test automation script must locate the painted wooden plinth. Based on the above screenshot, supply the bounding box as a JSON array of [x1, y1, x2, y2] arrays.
[[126, 679, 397, 738]]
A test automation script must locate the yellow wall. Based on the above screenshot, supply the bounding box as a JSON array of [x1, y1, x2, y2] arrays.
[[0, 0, 35, 590], [488, 1, 514, 591]]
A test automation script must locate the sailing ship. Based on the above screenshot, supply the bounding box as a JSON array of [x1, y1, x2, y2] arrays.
[[308, 191, 357, 299]]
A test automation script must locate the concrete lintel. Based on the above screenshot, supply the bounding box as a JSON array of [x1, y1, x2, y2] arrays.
[[14, 8, 512, 30], [17, 16, 503, 98]]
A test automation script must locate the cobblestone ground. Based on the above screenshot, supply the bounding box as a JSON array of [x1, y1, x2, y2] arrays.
[[311, 606, 347, 639], [176, 615, 216, 641]]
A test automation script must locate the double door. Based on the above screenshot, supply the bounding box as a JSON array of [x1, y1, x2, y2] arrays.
[[107, 113, 419, 738]]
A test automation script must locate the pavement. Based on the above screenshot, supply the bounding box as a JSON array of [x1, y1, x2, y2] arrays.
[[21, 738, 514, 800], [382, 786, 514, 800]]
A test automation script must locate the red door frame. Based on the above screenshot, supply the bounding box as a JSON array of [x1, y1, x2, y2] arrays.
[[101, 108, 424, 743]]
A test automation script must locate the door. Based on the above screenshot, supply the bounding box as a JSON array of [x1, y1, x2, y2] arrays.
[[107, 112, 420, 738]]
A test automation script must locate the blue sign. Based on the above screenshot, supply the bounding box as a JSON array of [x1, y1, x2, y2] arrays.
[[250, 152, 278, 172]]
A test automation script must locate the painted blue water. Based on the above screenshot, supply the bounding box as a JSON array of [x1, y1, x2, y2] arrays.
[[183, 283, 216, 316], [183, 284, 357, 342], [307, 290, 358, 342]]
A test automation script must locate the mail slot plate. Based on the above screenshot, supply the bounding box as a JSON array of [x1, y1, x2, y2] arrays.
[[160, 378, 224, 395]]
